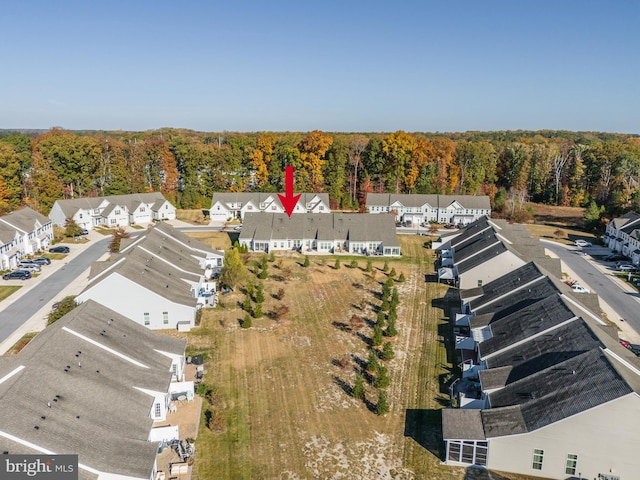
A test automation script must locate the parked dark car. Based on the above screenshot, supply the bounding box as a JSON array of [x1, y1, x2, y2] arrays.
[[32, 257, 52, 265], [604, 254, 625, 262], [49, 246, 70, 254], [628, 344, 640, 356], [3, 270, 32, 280]]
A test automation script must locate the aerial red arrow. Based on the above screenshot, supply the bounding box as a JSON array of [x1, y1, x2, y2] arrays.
[[278, 166, 301, 217]]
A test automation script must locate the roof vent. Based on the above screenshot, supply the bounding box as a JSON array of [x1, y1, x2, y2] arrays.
[[34, 425, 39, 430], [41, 416, 46, 420]]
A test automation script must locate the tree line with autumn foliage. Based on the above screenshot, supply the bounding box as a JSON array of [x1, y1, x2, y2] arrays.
[[0, 128, 639, 224]]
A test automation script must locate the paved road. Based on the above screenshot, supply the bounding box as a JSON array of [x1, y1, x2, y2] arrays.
[[542, 240, 640, 336], [0, 237, 110, 345]]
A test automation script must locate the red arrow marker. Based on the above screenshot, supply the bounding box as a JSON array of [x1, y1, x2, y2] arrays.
[[278, 166, 301, 217]]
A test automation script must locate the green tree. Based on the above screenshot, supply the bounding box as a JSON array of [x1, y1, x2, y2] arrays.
[[391, 288, 399, 306], [47, 296, 77, 325], [385, 316, 398, 337], [376, 311, 386, 328], [371, 325, 383, 347], [220, 248, 247, 291], [303, 255, 310, 267], [350, 260, 358, 269], [374, 365, 390, 389], [387, 304, 397, 323], [366, 349, 380, 372], [383, 261, 389, 273], [256, 283, 265, 303], [243, 295, 252, 312], [352, 373, 365, 400], [64, 218, 83, 238], [323, 139, 348, 207], [376, 389, 389, 415], [380, 298, 390, 312], [389, 267, 396, 278], [253, 302, 263, 318], [246, 282, 255, 299], [584, 200, 605, 234], [385, 277, 394, 288], [334, 258, 341, 269], [382, 341, 395, 361], [258, 265, 268, 279], [242, 314, 252, 328], [398, 272, 406, 283], [366, 259, 373, 272]]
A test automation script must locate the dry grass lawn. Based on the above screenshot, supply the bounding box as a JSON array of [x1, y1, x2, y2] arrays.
[[525, 202, 596, 245], [167, 234, 543, 480]]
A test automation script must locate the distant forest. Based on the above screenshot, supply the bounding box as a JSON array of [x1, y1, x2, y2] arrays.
[[0, 128, 638, 223]]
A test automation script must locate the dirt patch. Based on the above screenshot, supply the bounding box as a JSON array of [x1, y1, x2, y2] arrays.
[[528, 202, 585, 228]]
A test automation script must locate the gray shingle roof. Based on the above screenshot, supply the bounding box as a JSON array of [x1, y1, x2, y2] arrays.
[[240, 213, 399, 248], [466, 263, 546, 313], [0, 207, 51, 233], [84, 222, 215, 307], [0, 300, 184, 478], [477, 295, 578, 358], [480, 317, 603, 389], [53, 193, 171, 218], [442, 408, 486, 440], [486, 349, 633, 435]]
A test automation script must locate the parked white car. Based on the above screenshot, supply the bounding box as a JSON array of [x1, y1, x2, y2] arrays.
[[618, 264, 637, 272], [571, 284, 590, 293], [17, 263, 41, 273], [574, 239, 592, 247]]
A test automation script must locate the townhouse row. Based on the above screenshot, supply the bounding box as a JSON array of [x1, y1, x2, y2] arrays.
[[434, 217, 640, 480], [0, 207, 53, 270], [209, 191, 491, 227], [49, 192, 176, 231], [0, 221, 227, 480]]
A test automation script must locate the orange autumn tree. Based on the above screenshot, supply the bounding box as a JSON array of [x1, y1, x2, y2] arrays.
[[297, 130, 333, 191], [250, 132, 278, 189], [382, 131, 415, 193]]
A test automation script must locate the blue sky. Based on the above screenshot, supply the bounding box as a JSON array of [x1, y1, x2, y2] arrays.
[[1, 1, 638, 133]]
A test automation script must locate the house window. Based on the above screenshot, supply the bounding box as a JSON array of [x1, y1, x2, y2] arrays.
[[565, 454, 578, 475], [532, 449, 544, 470], [320, 206, 324, 211], [163, 312, 169, 324], [110, 219, 116, 225], [154, 402, 161, 417], [79, 214, 83, 219], [144, 312, 150, 325], [172, 363, 178, 376], [477, 279, 482, 287], [446, 440, 487, 466], [140, 207, 145, 212], [165, 205, 168, 209], [115, 209, 121, 215], [271, 206, 276, 210]]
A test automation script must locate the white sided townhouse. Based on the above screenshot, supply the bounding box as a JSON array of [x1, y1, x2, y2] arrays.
[[76, 222, 223, 331], [366, 193, 491, 226], [209, 192, 330, 221], [604, 211, 640, 264], [49, 192, 176, 231], [0, 207, 53, 270]]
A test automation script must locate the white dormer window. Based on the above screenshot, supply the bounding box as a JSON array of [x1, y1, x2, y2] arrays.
[[247, 205, 253, 210], [140, 207, 145, 212], [115, 209, 121, 215], [271, 206, 276, 210]]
